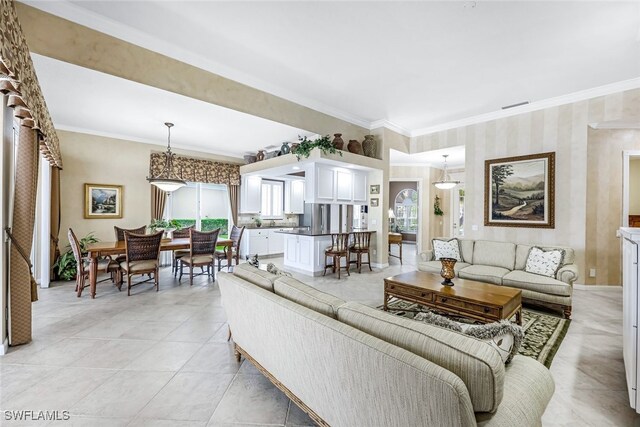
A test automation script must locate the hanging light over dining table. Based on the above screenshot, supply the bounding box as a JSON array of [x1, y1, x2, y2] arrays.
[[433, 154, 460, 190], [147, 122, 187, 192]]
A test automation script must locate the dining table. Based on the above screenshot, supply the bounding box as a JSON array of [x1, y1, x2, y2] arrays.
[[86, 237, 233, 299]]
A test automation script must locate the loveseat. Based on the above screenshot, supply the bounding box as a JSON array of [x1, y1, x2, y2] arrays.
[[419, 239, 579, 318], [219, 263, 554, 427]]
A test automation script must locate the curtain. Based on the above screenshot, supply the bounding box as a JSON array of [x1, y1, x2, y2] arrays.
[[9, 125, 39, 345], [50, 165, 60, 277], [228, 184, 239, 225], [151, 185, 167, 221], [149, 152, 240, 185]]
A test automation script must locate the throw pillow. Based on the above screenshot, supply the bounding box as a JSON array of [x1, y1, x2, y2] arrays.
[[414, 311, 463, 332], [525, 246, 565, 278], [432, 238, 462, 262], [460, 321, 524, 364], [266, 263, 292, 277]]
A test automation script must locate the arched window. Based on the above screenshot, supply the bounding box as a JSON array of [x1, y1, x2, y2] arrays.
[[394, 189, 418, 232]]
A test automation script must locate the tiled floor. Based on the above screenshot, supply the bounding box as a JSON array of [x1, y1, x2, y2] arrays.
[[1, 243, 638, 426]]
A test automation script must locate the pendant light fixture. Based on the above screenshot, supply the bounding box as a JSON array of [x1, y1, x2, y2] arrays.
[[433, 154, 460, 190], [147, 122, 186, 192]]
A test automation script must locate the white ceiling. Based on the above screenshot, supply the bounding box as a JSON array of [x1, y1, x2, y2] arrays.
[[390, 146, 465, 169], [31, 54, 314, 158], [23, 0, 640, 138]]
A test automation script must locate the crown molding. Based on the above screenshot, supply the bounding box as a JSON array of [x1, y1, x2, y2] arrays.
[[55, 125, 244, 161], [411, 77, 640, 137], [369, 120, 411, 137], [20, 0, 372, 130]]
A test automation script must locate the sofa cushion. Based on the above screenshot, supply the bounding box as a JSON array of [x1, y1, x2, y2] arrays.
[[273, 277, 346, 319], [502, 270, 572, 297], [515, 244, 574, 270], [233, 263, 277, 292], [525, 247, 565, 278], [433, 238, 462, 261], [472, 241, 516, 270], [458, 265, 510, 285], [459, 239, 475, 264], [476, 356, 554, 426], [417, 261, 470, 275], [337, 302, 505, 413]]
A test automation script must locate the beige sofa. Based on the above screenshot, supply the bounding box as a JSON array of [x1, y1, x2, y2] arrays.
[[219, 263, 554, 427], [419, 239, 579, 318]]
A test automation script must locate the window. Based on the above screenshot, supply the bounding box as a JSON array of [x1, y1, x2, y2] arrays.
[[261, 180, 283, 219], [394, 189, 418, 233], [166, 183, 230, 235]]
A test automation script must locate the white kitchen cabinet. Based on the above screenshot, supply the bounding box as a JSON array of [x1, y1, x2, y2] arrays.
[[284, 180, 304, 214], [316, 166, 335, 201], [267, 229, 285, 254], [242, 228, 291, 257], [335, 170, 353, 201], [240, 176, 262, 214], [283, 234, 332, 275], [621, 227, 640, 413], [353, 171, 368, 203]]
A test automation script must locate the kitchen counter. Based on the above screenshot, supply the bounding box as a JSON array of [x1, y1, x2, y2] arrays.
[[240, 225, 299, 230], [276, 229, 375, 237]]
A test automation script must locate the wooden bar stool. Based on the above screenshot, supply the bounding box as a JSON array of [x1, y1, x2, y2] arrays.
[[323, 233, 350, 279], [350, 231, 373, 273]]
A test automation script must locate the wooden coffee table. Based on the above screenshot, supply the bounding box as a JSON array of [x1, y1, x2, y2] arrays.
[[383, 271, 522, 325]]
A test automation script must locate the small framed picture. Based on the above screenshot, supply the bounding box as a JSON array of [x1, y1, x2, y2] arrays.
[[370, 198, 379, 207], [84, 183, 123, 219], [370, 184, 380, 195]]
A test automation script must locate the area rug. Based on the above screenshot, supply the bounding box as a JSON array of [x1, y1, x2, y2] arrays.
[[380, 299, 570, 368]]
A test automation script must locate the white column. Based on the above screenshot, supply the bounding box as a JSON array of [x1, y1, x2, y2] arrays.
[[39, 159, 51, 288]]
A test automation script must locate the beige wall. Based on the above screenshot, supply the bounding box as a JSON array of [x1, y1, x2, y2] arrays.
[[58, 130, 241, 249], [412, 88, 640, 285], [631, 159, 640, 214], [585, 129, 640, 285]]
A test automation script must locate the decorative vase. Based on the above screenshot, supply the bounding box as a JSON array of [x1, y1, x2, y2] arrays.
[[362, 135, 376, 158], [440, 258, 457, 286], [332, 133, 345, 150], [256, 150, 265, 161], [348, 139, 364, 155], [280, 142, 291, 154], [243, 154, 257, 164], [291, 143, 300, 154]]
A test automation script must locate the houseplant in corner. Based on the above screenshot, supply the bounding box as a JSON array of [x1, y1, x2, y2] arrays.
[[295, 135, 343, 160], [54, 232, 100, 280]]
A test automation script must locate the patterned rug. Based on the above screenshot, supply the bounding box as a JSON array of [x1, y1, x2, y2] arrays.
[[380, 299, 571, 368]]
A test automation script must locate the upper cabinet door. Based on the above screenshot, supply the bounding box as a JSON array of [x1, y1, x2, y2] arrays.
[[353, 171, 368, 203], [316, 166, 335, 201], [240, 176, 262, 213], [336, 170, 353, 201], [290, 180, 305, 213]]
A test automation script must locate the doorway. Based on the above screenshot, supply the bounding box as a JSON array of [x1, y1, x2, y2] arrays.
[[451, 186, 465, 237], [623, 150, 640, 227]]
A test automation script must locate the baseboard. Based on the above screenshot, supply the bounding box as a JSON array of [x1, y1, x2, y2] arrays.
[[573, 284, 622, 291], [372, 263, 389, 269], [0, 337, 8, 355]]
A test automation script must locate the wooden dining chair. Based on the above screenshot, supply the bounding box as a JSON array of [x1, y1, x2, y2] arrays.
[[179, 228, 221, 286], [120, 231, 163, 296], [113, 225, 147, 263], [68, 228, 120, 297], [216, 225, 245, 272], [172, 225, 194, 276], [323, 233, 351, 279], [349, 231, 373, 273]]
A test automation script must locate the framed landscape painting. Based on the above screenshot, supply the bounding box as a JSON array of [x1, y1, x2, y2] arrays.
[[84, 184, 123, 219], [484, 152, 555, 228]]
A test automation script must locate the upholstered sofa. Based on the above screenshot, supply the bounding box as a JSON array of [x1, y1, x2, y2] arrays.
[[418, 239, 579, 318], [219, 263, 554, 427]]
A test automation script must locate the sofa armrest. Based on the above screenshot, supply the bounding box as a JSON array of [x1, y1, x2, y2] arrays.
[[419, 250, 434, 262], [556, 264, 579, 285]]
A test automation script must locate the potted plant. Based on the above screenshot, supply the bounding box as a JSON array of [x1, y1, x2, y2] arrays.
[[149, 218, 181, 238], [54, 232, 100, 281], [434, 195, 444, 216], [295, 135, 343, 160]]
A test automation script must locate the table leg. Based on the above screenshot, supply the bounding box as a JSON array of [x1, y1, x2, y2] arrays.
[[89, 255, 98, 299], [515, 307, 522, 326], [383, 291, 388, 311], [399, 242, 403, 265]]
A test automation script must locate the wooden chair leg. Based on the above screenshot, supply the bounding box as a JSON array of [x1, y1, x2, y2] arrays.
[[367, 250, 372, 271], [190, 265, 194, 286], [155, 268, 159, 292], [127, 274, 131, 296], [179, 262, 184, 282], [323, 254, 328, 276], [336, 255, 341, 279], [346, 255, 350, 276], [217, 257, 222, 272]]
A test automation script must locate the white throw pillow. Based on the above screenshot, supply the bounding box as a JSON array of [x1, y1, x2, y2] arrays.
[[525, 246, 565, 278], [432, 238, 462, 262], [460, 322, 523, 364]]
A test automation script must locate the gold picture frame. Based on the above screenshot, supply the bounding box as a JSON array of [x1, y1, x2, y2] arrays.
[[484, 152, 555, 228], [84, 183, 123, 219]]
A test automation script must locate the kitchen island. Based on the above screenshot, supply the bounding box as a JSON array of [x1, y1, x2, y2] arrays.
[[277, 229, 375, 276]]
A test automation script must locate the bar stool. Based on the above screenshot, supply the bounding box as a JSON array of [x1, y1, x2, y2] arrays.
[[323, 233, 350, 278], [350, 231, 373, 273]]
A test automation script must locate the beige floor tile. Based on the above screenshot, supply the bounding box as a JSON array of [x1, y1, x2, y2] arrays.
[[123, 341, 203, 371], [181, 343, 242, 374], [285, 401, 316, 426], [164, 320, 225, 343], [48, 415, 131, 426], [12, 338, 105, 367], [71, 370, 175, 418], [0, 364, 60, 405], [74, 338, 156, 369], [131, 419, 207, 427], [137, 372, 234, 421]]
